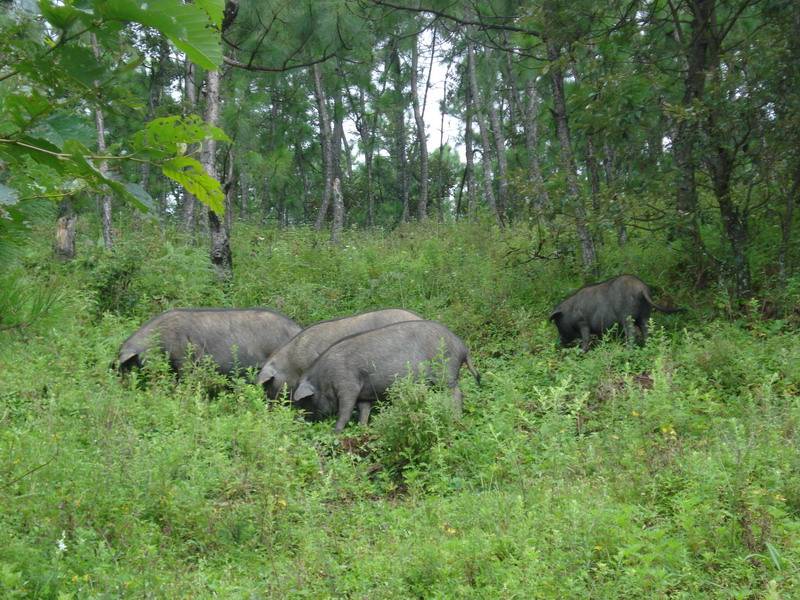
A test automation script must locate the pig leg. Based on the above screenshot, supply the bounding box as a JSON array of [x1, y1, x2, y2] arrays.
[[579, 323, 591, 352], [334, 385, 361, 432], [450, 384, 463, 418], [357, 401, 372, 426], [622, 316, 636, 348], [636, 317, 649, 346]]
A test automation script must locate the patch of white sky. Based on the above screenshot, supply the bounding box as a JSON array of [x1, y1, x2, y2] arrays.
[[343, 28, 466, 163], [163, 30, 465, 163]]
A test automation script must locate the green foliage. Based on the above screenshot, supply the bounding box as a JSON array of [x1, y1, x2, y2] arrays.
[[1, 222, 799, 597], [0, 0, 226, 262], [371, 377, 457, 491], [97, 0, 223, 70]]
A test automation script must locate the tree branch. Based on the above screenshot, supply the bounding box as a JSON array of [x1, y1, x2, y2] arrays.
[[222, 49, 338, 73], [363, 0, 541, 37]]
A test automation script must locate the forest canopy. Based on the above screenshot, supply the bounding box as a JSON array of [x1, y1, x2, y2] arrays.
[[1, 0, 798, 296]]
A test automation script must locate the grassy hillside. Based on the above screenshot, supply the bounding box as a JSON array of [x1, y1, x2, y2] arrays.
[[1, 220, 799, 598]]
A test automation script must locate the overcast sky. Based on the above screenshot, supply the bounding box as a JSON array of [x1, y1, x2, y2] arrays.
[[344, 30, 466, 163]]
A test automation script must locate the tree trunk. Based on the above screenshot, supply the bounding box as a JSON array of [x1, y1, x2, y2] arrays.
[[182, 58, 199, 232], [547, 39, 596, 272], [90, 33, 113, 250], [54, 199, 76, 260], [466, 40, 502, 226], [585, 136, 602, 208], [779, 166, 799, 283], [711, 149, 751, 298], [435, 64, 449, 222], [484, 54, 509, 220], [312, 63, 334, 230], [141, 37, 170, 199], [411, 33, 429, 220], [523, 78, 549, 213], [332, 88, 345, 181], [331, 177, 344, 244], [502, 44, 522, 140], [464, 71, 477, 220], [239, 171, 249, 218], [223, 149, 236, 235], [673, 0, 716, 245], [203, 68, 233, 280], [390, 43, 410, 222]]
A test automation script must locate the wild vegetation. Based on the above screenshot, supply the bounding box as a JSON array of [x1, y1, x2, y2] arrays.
[[1, 0, 800, 597], [1, 219, 799, 597]]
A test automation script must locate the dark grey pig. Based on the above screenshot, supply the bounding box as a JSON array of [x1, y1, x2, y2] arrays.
[[118, 308, 302, 375], [549, 274, 684, 352], [292, 320, 480, 432], [256, 308, 422, 399]]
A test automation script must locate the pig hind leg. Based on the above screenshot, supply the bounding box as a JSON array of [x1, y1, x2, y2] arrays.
[[357, 401, 372, 426], [622, 316, 637, 348], [334, 383, 362, 433], [448, 356, 467, 417]]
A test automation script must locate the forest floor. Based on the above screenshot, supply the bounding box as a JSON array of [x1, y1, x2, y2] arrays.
[[1, 220, 799, 598]]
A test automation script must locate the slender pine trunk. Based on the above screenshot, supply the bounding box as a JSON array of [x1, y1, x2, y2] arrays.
[[312, 63, 334, 230], [91, 33, 113, 250], [182, 58, 198, 232], [547, 39, 596, 272], [411, 33, 429, 220], [203, 68, 233, 280], [466, 40, 502, 226]]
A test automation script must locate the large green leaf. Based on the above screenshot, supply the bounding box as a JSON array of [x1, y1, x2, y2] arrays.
[[62, 140, 153, 211], [32, 113, 96, 148], [132, 115, 230, 159], [162, 156, 224, 215], [96, 0, 222, 70]]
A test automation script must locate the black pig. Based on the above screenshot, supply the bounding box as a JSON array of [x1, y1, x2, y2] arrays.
[[256, 308, 422, 399], [549, 275, 684, 351], [293, 320, 480, 432], [117, 308, 301, 376]]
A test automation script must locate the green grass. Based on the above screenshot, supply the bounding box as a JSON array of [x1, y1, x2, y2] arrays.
[[1, 219, 799, 598]]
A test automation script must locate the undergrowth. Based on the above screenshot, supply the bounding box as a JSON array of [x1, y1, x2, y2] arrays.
[[0, 219, 799, 598]]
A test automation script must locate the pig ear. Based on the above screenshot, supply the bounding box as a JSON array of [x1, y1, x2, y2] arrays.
[[294, 380, 315, 402], [256, 363, 276, 386], [118, 351, 139, 369], [548, 310, 562, 322]]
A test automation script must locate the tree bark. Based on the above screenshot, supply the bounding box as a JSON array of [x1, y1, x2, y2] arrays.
[[411, 33, 429, 220], [390, 43, 410, 222], [203, 68, 233, 281], [332, 87, 345, 181], [484, 53, 509, 220], [435, 63, 449, 222], [672, 0, 716, 245], [547, 39, 596, 272], [779, 166, 799, 283], [710, 147, 751, 298], [223, 148, 236, 235], [466, 40, 502, 226], [331, 177, 344, 244], [312, 63, 334, 230], [90, 33, 113, 250], [464, 66, 477, 220], [182, 58, 199, 232], [141, 36, 170, 200], [524, 78, 549, 212], [54, 199, 76, 261]]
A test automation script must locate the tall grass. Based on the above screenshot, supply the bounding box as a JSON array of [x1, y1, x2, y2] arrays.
[[0, 220, 798, 597]]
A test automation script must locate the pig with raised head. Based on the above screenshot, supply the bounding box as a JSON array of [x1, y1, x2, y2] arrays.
[[549, 274, 684, 352], [118, 308, 302, 376], [292, 320, 481, 432], [256, 308, 422, 399]]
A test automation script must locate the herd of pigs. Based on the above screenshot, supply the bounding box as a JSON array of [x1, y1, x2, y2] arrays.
[[117, 274, 683, 432]]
